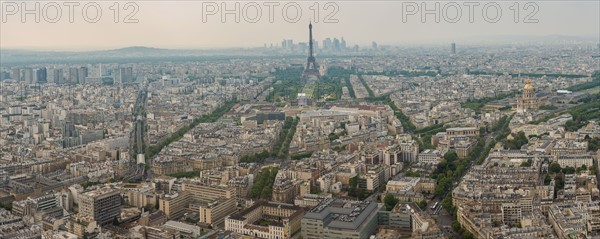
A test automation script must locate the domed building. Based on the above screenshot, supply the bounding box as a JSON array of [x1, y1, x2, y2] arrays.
[[517, 79, 542, 113]]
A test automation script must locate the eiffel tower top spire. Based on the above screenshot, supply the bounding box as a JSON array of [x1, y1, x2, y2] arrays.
[[309, 21, 313, 58]]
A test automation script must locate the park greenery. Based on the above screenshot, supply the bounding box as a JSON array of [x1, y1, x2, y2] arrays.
[[344, 77, 356, 98], [587, 137, 599, 152], [565, 71, 600, 92], [520, 158, 533, 167], [272, 117, 299, 159], [530, 93, 599, 129], [432, 151, 470, 198], [249, 167, 279, 199], [475, 139, 496, 165], [265, 66, 347, 102], [168, 170, 200, 178], [325, 66, 357, 98], [0, 201, 12, 211], [495, 115, 514, 142], [404, 170, 421, 177], [290, 151, 313, 160], [544, 173, 552, 185], [554, 172, 565, 197], [505, 131, 529, 149], [382, 96, 417, 132], [358, 75, 375, 98], [492, 115, 511, 132], [538, 104, 558, 110], [528, 114, 557, 125], [415, 124, 448, 150], [417, 200, 428, 210], [564, 94, 600, 131], [460, 91, 516, 113], [315, 75, 344, 100], [414, 123, 446, 134], [266, 67, 305, 102], [240, 150, 270, 163]]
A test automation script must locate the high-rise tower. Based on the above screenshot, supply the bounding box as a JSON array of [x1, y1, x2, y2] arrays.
[[302, 22, 321, 81]]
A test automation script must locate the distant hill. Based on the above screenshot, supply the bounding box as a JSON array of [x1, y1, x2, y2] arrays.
[[0, 46, 271, 65], [99, 46, 172, 54]]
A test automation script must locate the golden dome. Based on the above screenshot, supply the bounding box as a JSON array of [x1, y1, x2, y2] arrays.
[[523, 79, 534, 90]]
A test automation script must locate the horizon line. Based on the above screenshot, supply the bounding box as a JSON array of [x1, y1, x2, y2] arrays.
[[2, 36, 599, 53]]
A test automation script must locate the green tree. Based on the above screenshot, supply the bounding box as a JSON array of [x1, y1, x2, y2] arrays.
[[260, 186, 272, 199], [520, 158, 533, 167], [549, 162, 562, 174], [384, 194, 399, 211], [249, 167, 278, 199], [405, 171, 421, 177], [576, 164, 588, 174], [506, 131, 529, 149], [443, 151, 458, 162], [452, 221, 463, 233], [463, 231, 475, 239], [418, 200, 428, 210], [539, 104, 558, 110], [0, 201, 12, 211], [349, 175, 358, 188], [554, 173, 565, 197], [562, 166, 576, 174], [588, 137, 599, 151], [544, 174, 551, 185]]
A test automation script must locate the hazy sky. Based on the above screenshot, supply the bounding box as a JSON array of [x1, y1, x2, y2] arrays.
[[1, 1, 598, 50]]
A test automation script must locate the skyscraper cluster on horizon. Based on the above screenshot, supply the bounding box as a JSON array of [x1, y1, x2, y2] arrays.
[[278, 36, 359, 54]]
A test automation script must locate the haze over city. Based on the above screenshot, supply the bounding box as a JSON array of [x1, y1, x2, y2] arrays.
[[1, 1, 599, 50], [0, 1, 599, 239]]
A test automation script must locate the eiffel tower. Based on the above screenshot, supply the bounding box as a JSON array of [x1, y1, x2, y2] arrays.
[[302, 22, 321, 82]]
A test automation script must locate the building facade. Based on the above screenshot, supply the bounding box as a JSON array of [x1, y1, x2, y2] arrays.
[[78, 188, 122, 225], [225, 201, 304, 239], [301, 199, 383, 239]]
